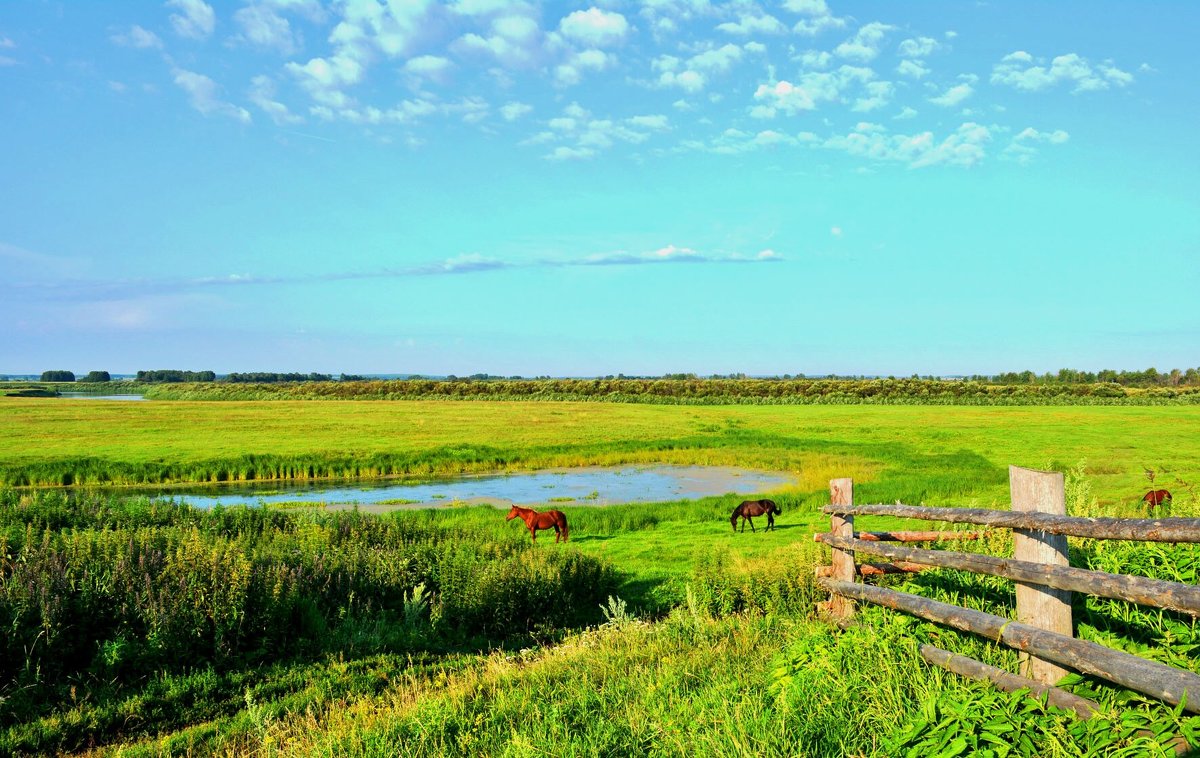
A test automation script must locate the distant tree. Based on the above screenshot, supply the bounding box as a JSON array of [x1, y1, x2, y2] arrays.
[[338, 374, 367, 382], [224, 372, 332, 383], [136, 370, 216, 383], [40, 370, 75, 382], [79, 371, 111, 383]]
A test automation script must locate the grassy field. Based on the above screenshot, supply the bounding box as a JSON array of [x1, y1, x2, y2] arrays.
[[3, 399, 1200, 756], [3, 399, 1199, 506]]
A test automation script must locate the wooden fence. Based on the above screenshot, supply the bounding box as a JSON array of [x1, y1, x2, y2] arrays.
[[816, 466, 1200, 720]]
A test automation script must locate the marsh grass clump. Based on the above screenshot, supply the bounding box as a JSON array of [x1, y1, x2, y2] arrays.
[[0, 491, 616, 755]]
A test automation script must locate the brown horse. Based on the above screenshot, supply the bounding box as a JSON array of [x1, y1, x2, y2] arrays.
[[1144, 489, 1173, 507], [731, 499, 781, 533], [507, 505, 569, 543]]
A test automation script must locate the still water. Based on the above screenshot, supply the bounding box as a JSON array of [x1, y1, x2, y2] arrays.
[[168, 465, 794, 510], [57, 393, 147, 401]]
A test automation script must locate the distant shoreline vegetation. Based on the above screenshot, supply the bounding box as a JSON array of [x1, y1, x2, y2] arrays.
[[4, 366, 1197, 387], [5, 368, 1200, 405], [134, 376, 1200, 405]]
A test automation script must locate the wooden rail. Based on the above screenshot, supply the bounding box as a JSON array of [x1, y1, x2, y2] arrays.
[[856, 530, 988, 542], [816, 532, 1200, 616], [917, 644, 1098, 719], [816, 465, 1200, 720], [821, 503, 1200, 543], [821, 578, 1200, 713]]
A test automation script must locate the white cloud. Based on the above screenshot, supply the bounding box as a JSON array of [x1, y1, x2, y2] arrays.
[[822, 121, 991, 168], [1003, 126, 1070, 163], [111, 25, 163, 50], [830, 226, 842, 237], [896, 59, 929, 78], [232, 1, 323, 54], [332, 0, 434, 59], [654, 41, 748, 92], [555, 48, 614, 86], [559, 7, 629, 47], [786, 0, 846, 36], [852, 81, 893, 112], [688, 43, 743, 72], [327, 95, 486, 128], [716, 12, 786, 35], [249, 75, 302, 125], [284, 0, 435, 113], [797, 50, 832, 69], [658, 67, 704, 93], [0, 37, 14, 49], [897, 36, 939, 58], [286, 54, 364, 108], [531, 102, 661, 157], [835, 21, 893, 61], [579, 244, 782, 265], [233, 4, 294, 53], [753, 80, 816, 116], [546, 145, 596, 161], [448, 0, 525, 17], [991, 51, 1133, 93], [751, 64, 876, 118], [1015, 127, 1069, 144], [677, 127, 819, 155], [783, 0, 829, 13], [454, 13, 541, 67], [167, 0, 216, 40], [500, 101, 532, 121], [894, 106, 917, 120], [173, 68, 251, 123], [929, 82, 972, 107], [629, 114, 669, 130], [404, 55, 453, 81]]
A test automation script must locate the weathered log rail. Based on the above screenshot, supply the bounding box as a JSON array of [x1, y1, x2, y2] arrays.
[[822, 503, 1200, 543], [820, 578, 1200, 713], [816, 465, 1200, 720], [856, 529, 989, 542], [816, 532, 1200, 616]]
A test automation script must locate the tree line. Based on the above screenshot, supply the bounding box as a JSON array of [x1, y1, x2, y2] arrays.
[[972, 367, 1200, 387], [32, 366, 1200, 387], [38, 371, 110, 383]]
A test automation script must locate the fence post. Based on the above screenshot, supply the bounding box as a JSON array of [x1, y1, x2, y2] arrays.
[[1010, 465, 1072, 685], [829, 478, 855, 619]]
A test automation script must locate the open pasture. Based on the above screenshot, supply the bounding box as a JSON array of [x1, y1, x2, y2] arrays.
[[2, 399, 1199, 509], [4, 400, 1200, 756]]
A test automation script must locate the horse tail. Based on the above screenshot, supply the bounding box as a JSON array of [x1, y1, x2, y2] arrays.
[[560, 513, 569, 542]]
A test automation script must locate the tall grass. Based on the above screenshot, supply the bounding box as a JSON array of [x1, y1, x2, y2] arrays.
[[138, 377, 1200, 404], [0, 490, 617, 754]]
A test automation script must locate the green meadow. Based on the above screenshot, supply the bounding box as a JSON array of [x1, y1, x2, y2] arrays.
[[3, 398, 1199, 503], [2, 398, 1200, 755]]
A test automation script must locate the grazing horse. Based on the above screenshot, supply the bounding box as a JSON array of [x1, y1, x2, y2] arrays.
[[731, 499, 781, 533], [1144, 489, 1173, 507], [507, 505, 569, 543]]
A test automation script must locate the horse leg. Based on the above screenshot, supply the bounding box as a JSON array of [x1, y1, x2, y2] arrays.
[[528, 525, 537, 542], [748, 516, 755, 533], [767, 512, 774, 531], [553, 524, 562, 543]]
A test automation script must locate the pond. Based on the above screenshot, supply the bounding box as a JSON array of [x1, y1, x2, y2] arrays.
[[57, 392, 147, 401], [166, 465, 795, 511]]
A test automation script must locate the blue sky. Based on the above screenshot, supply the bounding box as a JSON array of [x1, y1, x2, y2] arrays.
[[2, 1, 1197, 376]]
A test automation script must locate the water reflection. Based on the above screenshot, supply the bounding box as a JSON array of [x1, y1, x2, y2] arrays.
[[167, 465, 794, 510]]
